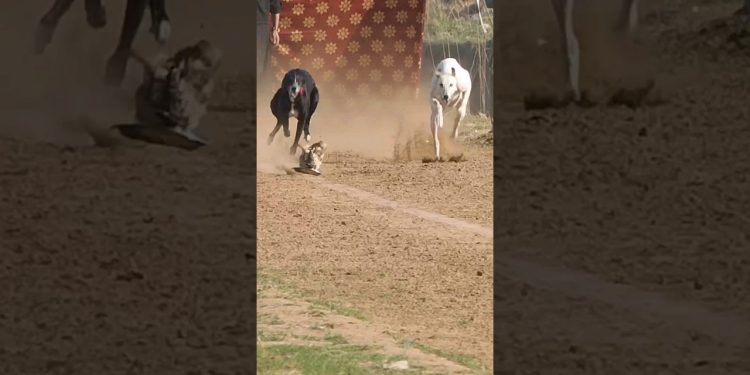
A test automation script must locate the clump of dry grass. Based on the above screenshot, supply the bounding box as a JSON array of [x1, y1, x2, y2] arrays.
[[426, 0, 494, 43]]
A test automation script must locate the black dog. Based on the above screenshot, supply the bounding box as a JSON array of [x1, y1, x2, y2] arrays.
[[35, 0, 171, 86], [268, 68, 320, 155]]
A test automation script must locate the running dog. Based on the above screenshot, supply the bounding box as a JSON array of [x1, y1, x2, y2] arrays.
[[34, 0, 171, 86], [430, 57, 472, 161], [268, 68, 320, 155]]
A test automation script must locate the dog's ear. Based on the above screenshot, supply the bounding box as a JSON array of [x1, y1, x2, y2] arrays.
[[451, 67, 456, 77]]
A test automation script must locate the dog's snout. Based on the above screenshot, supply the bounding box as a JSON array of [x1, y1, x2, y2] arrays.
[[443, 95, 449, 100]]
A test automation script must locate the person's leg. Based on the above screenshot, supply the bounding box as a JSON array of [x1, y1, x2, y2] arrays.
[[257, 23, 271, 90]]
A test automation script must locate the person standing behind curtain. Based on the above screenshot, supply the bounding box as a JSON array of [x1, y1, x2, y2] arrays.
[[257, 0, 281, 90]]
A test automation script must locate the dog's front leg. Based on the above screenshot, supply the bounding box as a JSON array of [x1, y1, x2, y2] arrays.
[[303, 114, 312, 143], [35, 0, 76, 54], [430, 98, 443, 161], [268, 121, 283, 145], [453, 92, 469, 139], [552, 0, 581, 102], [617, 0, 638, 33], [84, 0, 107, 28], [148, 0, 171, 44], [290, 118, 304, 155], [105, 0, 149, 86]]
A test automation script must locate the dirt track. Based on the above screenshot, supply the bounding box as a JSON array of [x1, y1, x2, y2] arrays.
[[1, 1, 256, 373], [11, 0, 750, 373], [257, 96, 494, 370], [495, 0, 750, 373]]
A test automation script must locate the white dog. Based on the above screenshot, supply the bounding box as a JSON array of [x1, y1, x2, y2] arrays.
[[429, 57, 471, 161]]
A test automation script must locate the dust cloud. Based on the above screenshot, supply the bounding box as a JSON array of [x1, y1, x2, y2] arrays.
[[256, 80, 469, 173], [0, 1, 254, 147]]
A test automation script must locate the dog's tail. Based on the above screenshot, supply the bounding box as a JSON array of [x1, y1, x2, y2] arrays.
[[431, 98, 444, 129]]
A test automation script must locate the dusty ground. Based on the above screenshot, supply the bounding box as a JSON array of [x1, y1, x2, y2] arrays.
[[257, 89, 494, 373], [258, 285, 478, 374], [0, 1, 256, 373], [495, 0, 750, 373], [12, 0, 750, 373]]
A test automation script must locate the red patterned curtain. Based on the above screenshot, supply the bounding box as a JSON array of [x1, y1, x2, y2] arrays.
[[271, 0, 428, 106]]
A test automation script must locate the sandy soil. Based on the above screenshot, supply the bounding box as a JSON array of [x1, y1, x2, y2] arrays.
[[257, 85, 494, 371], [0, 1, 256, 373], [13, 0, 750, 373], [495, 0, 750, 372]]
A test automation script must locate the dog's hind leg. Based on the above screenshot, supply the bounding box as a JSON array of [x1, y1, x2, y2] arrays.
[[35, 0, 76, 54], [268, 121, 284, 145]]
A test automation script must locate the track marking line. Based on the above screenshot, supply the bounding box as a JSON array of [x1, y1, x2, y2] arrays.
[[300, 175, 750, 348], [322, 181, 492, 238], [496, 256, 749, 347]]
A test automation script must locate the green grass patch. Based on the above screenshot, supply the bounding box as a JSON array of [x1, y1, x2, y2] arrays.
[[258, 330, 287, 342], [259, 272, 368, 321], [426, 0, 493, 44], [309, 299, 368, 321], [462, 113, 491, 132], [294, 334, 325, 342], [324, 334, 349, 346], [258, 344, 422, 375], [414, 343, 484, 372], [258, 272, 284, 292], [259, 313, 285, 326], [460, 113, 493, 145]]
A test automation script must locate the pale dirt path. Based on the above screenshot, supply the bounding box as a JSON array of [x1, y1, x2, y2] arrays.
[[257, 145, 495, 370], [276, 156, 750, 345], [261, 142, 750, 374]]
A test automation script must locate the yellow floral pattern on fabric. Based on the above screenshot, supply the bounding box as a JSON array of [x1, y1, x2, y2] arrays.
[[272, 0, 427, 101]]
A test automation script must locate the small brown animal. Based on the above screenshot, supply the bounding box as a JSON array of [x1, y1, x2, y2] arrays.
[[297, 141, 327, 174], [130, 39, 222, 135]]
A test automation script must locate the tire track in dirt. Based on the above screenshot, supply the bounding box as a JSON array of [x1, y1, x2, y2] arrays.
[[300, 174, 750, 348]]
